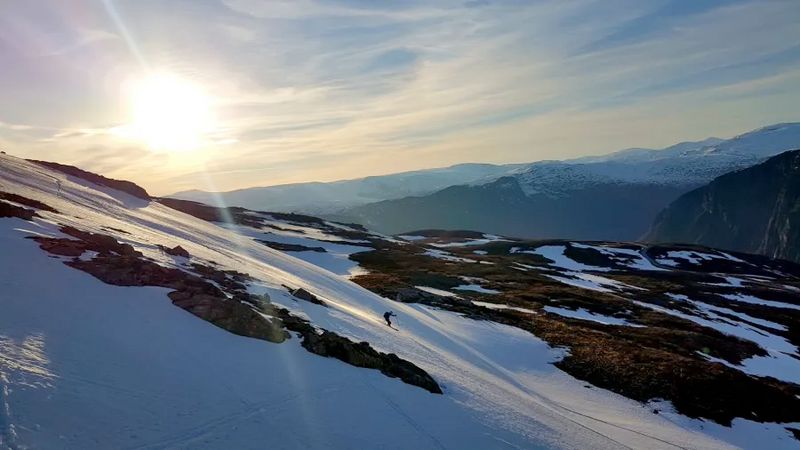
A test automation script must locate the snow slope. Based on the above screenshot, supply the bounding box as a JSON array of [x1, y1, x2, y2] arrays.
[[1, 154, 797, 449]]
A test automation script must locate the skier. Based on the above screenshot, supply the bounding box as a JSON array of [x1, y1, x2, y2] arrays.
[[383, 311, 397, 327]]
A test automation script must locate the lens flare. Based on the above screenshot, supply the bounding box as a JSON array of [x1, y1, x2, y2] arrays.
[[123, 74, 214, 151]]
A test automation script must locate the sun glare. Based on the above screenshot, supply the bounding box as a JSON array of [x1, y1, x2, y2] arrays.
[[125, 74, 213, 151]]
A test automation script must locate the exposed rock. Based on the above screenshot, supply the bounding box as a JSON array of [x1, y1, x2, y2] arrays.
[[190, 263, 251, 294], [0, 192, 58, 213], [291, 287, 326, 306], [28, 160, 151, 200], [257, 240, 327, 253], [644, 149, 800, 263], [30, 237, 86, 257], [168, 291, 288, 343], [159, 244, 190, 258], [0, 200, 37, 220], [157, 198, 223, 222], [60, 226, 141, 257], [27, 226, 443, 395], [301, 330, 442, 394], [787, 427, 800, 441]]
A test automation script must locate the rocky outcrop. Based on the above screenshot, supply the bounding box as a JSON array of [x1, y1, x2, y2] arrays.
[[302, 330, 442, 394], [0, 200, 37, 220], [27, 225, 442, 394], [644, 149, 800, 263], [28, 160, 151, 200], [257, 240, 327, 253], [159, 244, 191, 258], [288, 287, 327, 306], [0, 192, 58, 213], [168, 290, 288, 343]]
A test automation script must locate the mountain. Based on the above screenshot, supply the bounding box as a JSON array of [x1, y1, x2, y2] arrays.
[[328, 176, 689, 240], [171, 163, 524, 214], [644, 148, 800, 263], [334, 123, 800, 239], [3, 153, 800, 449]]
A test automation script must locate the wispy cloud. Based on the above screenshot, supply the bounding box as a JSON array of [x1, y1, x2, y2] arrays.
[[1, 0, 799, 194]]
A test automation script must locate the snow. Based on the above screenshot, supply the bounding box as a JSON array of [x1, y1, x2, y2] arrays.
[[636, 295, 800, 384], [543, 306, 642, 327], [721, 293, 800, 311], [227, 226, 372, 277], [415, 286, 460, 298], [545, 271, 642, 293], [472, 301, 537, 315], [399, 235, 427, 241], [454, 284, 500, 294], [514, 245, 610, 272], [570, 243, 666, 271], [646, 399, 800, 450], [429, 235, 508, 248], [473, 250, 488, 255], [0, 154, 790, 449], [423, 248, 477, 263], [659, 250, 730, 265], [707, 277, 746, 288]]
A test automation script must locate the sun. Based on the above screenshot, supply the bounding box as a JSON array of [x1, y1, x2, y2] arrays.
[[125, 74, 213, 151]]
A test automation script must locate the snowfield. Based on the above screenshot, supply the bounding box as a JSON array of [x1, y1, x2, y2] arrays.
[[1, 154, 799, 449]]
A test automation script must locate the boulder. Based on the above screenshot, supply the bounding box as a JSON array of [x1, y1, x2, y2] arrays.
[[291, 288, 326, 306], [0, 200, 37, 220], [163, 245, 190, 258]]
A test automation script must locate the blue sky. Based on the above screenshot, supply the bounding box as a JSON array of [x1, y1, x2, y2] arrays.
[[1, 0, 799, 194]]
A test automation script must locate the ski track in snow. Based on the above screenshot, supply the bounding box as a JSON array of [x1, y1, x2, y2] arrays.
[[0, 154, 796, 450]]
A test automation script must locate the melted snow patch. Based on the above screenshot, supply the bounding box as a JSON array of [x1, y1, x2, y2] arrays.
[[706, 277, 746, 288], [423, 248, 477, 263], [646, 399, 800, 450], [571, 243, 666, 271], [472, 301, 537, 315], [454, 284, 500, 294], [415, 286, 460, 298], [514, 245, 610, 272], [637, 296, 800, 383], [657, 250, 739, 266], [721, 293, 800, 311], [430, 235, 508, 248], [543, 306, 642, 327], [398, 235, 426, 241], [546, 271, 643, 293]]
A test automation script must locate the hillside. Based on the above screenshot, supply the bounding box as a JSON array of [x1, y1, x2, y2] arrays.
[[329, 176, 691, 239], [2, 154, 800, 449], [171, 163, 523, 214], [644, 149, 800, 263]]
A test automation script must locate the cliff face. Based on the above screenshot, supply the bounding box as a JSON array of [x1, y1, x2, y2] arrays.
[[644, 149, 800, 263]]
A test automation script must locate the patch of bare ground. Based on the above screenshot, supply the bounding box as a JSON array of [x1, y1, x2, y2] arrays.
[[350, 239, 800, 426]]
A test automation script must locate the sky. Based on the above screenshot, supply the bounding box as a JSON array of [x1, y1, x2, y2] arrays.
[[1, 0, 799, 195]]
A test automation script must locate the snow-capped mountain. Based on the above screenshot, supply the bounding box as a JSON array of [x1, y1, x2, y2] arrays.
[[171, 163, 524, 214], [334, 123, 800, 239], [513, 123, 800, 197], [170, 123, 800, 219]]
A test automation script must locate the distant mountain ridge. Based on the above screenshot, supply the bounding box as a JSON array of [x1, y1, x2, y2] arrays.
[[643, 148, 800, 263], [334, 123, 800, 239], [170, 123, 800, 222], [171, 163, 524, 214]]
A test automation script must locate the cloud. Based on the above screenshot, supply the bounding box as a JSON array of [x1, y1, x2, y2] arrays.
[[1, 0, 798, 195]]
